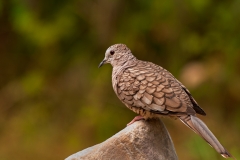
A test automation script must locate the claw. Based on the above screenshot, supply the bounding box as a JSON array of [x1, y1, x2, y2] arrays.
[[127, 115, 145, 126]]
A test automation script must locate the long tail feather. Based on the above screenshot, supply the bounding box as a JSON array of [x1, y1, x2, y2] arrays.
[[179, 115, 234, 159]]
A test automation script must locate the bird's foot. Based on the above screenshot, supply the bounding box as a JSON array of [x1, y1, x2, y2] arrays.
[[127, 115, 145, 126]]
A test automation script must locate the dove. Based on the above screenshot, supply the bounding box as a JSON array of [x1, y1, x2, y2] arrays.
[[99, 43, 234, 159]]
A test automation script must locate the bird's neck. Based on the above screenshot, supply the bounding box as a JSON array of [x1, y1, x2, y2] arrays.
[[112, 56, 137, 76], [112, 56, 138, 93]]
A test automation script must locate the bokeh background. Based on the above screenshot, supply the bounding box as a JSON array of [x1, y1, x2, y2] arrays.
[[0, 0, 239, 160]]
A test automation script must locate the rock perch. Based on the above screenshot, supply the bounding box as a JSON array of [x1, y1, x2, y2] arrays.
[[65, 119, 178, 160]]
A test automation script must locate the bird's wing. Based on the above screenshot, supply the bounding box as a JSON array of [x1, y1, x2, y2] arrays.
[[116, 60, 197, 116]]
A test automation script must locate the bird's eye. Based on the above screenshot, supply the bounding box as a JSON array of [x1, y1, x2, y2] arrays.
[[110, 50, 115, 55]]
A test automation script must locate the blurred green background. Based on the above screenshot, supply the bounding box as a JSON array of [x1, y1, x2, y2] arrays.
[[0, 0, 239, 160]]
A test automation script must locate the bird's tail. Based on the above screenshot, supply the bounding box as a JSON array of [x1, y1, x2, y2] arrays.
[[179, 115, 234, 159]]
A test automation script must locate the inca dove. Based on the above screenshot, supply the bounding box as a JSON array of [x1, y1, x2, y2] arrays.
[[99, 44, 233, 159]]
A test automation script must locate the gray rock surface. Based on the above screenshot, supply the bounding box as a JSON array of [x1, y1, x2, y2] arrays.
[[65, 119, 178, 160]]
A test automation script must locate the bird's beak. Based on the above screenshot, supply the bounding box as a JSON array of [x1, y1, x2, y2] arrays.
[[98, 59, 106, 68]]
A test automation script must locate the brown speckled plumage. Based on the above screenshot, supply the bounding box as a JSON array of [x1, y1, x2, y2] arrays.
[[99, 44, 233, 159]]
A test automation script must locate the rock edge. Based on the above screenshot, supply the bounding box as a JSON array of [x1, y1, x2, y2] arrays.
[[65, 119, 178, 160]]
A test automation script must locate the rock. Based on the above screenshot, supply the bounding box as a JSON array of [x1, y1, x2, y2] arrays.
[[65, 119, 178, 160]]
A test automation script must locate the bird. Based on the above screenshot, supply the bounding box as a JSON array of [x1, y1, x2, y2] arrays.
[[98, 43, 234, 159]]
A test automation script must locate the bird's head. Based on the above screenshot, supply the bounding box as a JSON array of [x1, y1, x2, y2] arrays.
[[98, 44, 135, 68]]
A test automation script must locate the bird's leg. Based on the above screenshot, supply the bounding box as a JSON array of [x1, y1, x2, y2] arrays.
[[127, 115, 145, 126]]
